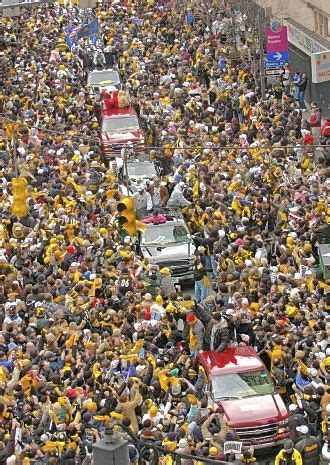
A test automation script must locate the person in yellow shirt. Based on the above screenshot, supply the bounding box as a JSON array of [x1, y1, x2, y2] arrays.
[[275, 440, 302, 465], [186, 313, 204, 360]]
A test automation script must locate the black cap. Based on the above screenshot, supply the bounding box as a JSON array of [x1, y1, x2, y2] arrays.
[[283, 439, 294, 451], [212, 312, 222, 321]]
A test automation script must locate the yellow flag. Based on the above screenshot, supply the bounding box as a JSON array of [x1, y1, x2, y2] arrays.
[[93, 362, 102, 379], [192, 180, 199, 198], [231, 198, 240, 212], [65, 332, 77, 348], [0, 367, 7, 383], [66, 177, 82, 194]]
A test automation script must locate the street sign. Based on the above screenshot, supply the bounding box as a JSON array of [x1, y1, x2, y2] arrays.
[[264, 60, 286, 68], [267, 51, 289, 62], [265, 22, 289, 76], [265, 25, 288, 53], [265, 68, 285, 76]]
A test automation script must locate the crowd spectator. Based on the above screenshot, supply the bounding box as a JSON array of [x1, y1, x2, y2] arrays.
[[0, 0, 329, 463]]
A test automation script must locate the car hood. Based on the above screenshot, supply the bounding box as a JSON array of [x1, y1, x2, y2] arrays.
[[222, 394, 287, 427], [141, 242, 193, 263], [101, 130, 143, 144]]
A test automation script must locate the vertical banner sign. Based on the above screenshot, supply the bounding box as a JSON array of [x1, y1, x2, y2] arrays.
[[266, 25, 288, 51], [266, 21, 289, 64]]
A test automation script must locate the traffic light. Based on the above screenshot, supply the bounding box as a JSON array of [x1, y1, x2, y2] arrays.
[[12, 178, 29, 217], [117, 196, 136, 237]]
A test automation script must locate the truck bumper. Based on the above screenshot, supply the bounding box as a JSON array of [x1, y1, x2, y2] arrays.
[[172, 272, 194, 284], [250, 433, 290, 451]]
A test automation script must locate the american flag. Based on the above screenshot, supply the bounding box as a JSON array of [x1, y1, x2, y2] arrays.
[[69, 25, 80, 42], [66, 23, 80, 49]]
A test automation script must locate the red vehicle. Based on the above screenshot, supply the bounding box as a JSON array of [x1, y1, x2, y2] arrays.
[[99, 106, 145, 160], [196, 347, 289, 450]]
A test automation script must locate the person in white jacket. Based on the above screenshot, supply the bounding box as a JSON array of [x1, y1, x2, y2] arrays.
[[133, 186, 152, 215], [167, 183, 191, 208]]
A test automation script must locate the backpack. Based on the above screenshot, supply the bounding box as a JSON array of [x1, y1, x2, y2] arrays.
[[310, 114, 317, 126], [321, 122, 330, 137]]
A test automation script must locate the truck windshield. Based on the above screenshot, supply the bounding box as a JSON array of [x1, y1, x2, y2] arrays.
[[88, 71, 121, 87], [212, 369, 274, 401], [101, 116, 139, 132], [142, 224, 190, 246], [128, 164, 157, 178]]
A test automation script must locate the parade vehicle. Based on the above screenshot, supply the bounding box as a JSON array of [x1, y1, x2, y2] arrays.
[[113, 159, 159, 195], [99, 106, 145, 160], [87, 68, 122, 92], [196, 347, 289, 450], [137, 210, 194, 283], [115, 159, 159, 183]]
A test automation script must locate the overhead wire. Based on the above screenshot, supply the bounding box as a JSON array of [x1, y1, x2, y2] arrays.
[[0, 115, 326, 150]]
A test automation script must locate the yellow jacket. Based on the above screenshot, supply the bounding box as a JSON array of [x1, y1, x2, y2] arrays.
[[275, 448, 302, 465]]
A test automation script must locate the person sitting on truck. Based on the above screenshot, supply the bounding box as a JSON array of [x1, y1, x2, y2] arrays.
[[275, 439, 303, 465], [147, 177, 169, 208], [167, 183, 192, 208], [204, 312, 230, 353], [133, 186, 153, 215], [118, 90, 129, 108], [103, 90, 118, 110], [142, 210, 167, 224]]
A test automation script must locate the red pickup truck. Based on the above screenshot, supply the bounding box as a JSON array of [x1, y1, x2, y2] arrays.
[[196, 347, 289, 450], [99, 106, 145, 160]]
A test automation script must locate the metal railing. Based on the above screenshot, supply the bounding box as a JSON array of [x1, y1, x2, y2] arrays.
[[105, 424, 233, 465]]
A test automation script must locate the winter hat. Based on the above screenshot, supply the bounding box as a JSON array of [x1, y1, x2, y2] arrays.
[[160, 267, 171, 275], [209, 447, 218, 457], [296, 425, 308, 435], [155, 295, 163, 305], [149, 406, 158, 418], [186, 313, 196, 323]]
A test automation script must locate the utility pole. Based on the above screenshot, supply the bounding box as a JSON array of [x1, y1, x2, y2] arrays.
[[257, 9, 266, 100], [12, 126, 19, 178], [123, 147, 129, 193]]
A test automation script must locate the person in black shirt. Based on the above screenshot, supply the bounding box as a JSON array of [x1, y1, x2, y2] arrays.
[[118, 267, 133, 298], [298, 73, 308, 109]]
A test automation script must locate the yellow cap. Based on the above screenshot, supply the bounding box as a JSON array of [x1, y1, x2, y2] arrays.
[[149, 406, 158, 417], [209, 446, 218, 456]]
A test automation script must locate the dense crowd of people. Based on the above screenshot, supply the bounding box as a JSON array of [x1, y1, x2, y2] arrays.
[[1, 0, 330, 464]]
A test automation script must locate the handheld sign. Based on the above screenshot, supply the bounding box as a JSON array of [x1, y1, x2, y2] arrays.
[[224, 441, 243, 455]]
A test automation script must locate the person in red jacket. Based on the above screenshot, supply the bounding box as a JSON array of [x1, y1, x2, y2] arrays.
[[309, 103, 322, 142], [103, 90, 118, 110], [320, 117, 330, 139]]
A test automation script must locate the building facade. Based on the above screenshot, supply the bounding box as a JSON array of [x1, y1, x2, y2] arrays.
[[252, 0, 330, 113]]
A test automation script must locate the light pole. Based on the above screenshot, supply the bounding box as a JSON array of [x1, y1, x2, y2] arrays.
[[257, 8, 266, 99]]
